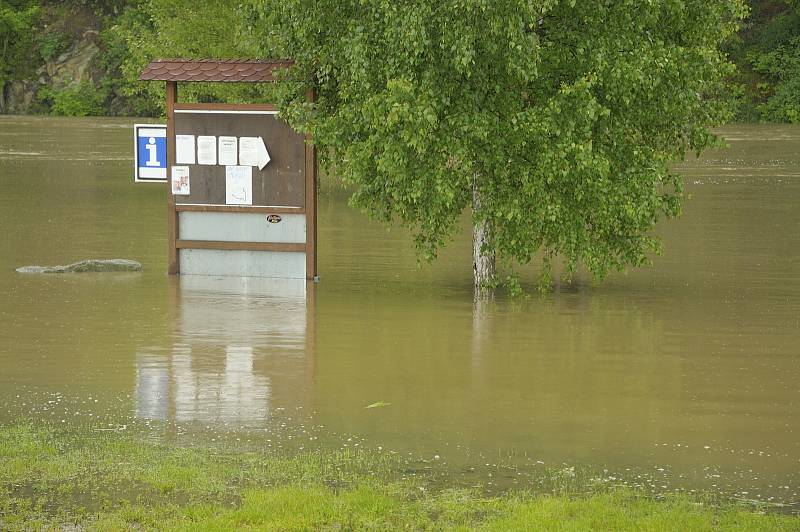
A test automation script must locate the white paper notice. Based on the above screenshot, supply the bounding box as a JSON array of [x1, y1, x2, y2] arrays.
[[218, 136, 238, 166], [175, 135, 195, 164], [239, 136, 271, 170], [225, 165, 252, 205], [197, 136, 217, 165], [171, 166, 190, 195]]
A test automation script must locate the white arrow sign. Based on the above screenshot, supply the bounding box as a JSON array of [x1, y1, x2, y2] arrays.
[[239, 136, 271, 170], [255, 136, 270, 170]]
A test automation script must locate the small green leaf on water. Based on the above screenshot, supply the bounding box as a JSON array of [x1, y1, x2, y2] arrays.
[[365, 401, 392, 409]]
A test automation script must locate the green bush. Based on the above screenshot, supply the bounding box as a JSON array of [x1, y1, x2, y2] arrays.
[[0, 0, 40, 85], [97, 2, 162, 116], [730, 1, 800, 122], [752, 35, 800, 122], [36, 81, 107, 116]]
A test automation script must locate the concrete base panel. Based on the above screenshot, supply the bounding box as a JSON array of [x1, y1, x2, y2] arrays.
[[179, 249, 306, 279], [178, 212, 306, 243]]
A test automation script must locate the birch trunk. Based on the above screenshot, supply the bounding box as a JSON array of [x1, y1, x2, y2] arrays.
[[472, 177, 496, 292]]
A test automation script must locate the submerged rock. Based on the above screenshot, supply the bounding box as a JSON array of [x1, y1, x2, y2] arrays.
[[16, 259, 142, 274]]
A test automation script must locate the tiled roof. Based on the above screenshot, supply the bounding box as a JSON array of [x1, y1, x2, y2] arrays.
[[138, 59, 295, 83]]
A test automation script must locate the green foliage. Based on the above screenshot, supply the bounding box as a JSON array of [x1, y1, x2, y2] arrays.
[[0, 0, 39, 84], [37, 29, 69, 62], [97, 1, 161, 116], [1, 0, 282, 116], [105, 0, 277, 117], [0, 1, 793, 124], [730, 1, 800, 122], [751, 34, 800, 122], [36, 81, 107, 116], [269, 0, 746, 283]]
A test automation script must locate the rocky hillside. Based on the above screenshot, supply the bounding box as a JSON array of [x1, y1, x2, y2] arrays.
[[0, 1, 154, 116], [2, 28, 101, 114]]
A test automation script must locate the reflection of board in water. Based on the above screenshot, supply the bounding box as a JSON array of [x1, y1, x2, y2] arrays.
[[135, 277, 312, 426]]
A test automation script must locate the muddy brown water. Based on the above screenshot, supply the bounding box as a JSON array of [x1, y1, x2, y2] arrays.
[[0, 116, 798, 508]]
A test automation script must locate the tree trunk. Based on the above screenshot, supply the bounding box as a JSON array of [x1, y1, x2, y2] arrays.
[[472, 177, 496, 292]]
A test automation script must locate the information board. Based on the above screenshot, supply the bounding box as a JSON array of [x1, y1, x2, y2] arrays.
[[173, 111, 305, 207], [166, 103, 315, 280], [136, 59, 317, 280]]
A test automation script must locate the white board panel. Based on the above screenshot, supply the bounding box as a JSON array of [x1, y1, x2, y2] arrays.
[[139, 128, 166, 138], [179, 249, 306, 279], [179, 212, 306, 243]]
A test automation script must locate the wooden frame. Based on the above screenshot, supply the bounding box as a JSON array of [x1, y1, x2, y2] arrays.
[[164, 82, 317, 280], [175, 205, 305, 214], [173, 103, 278, 112], [176, 240, 306, 252]]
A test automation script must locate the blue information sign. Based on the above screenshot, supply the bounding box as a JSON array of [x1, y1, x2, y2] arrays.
[[134, 124, 167, 182]]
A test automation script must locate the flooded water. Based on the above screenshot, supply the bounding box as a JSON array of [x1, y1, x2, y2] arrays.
[[1, 116, 799, 508]]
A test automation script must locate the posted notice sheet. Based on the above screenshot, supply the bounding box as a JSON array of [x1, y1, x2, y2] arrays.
[[239, 136, 270, 169], [197, 136, 217, 165], [218, 136, 238, 166], [225, 165, 252, 205], [171, 166, 190, 195], [175, 135, 195, 165]]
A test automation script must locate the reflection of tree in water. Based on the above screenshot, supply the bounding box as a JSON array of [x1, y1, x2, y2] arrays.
[[307, 278, 797, 493], [135, 278, 310, 426], [310, 287, 676, 462], [466, 292, 673, 454], [471, 291, 493, 370]]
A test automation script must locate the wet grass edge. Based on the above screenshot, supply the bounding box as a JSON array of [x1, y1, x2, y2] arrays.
[[0, 422, 798, 531]]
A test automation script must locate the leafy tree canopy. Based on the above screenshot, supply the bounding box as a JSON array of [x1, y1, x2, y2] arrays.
[[107, 0, 277, 115], [268, 0, 746, 283], [0, 0, 39, 85], [744, 0, 800, 122]]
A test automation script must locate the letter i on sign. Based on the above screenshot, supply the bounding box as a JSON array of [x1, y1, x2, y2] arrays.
[[145, 137, 160, 166]]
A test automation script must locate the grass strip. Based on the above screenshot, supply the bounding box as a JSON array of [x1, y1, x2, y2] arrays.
[[0, 423, 797, 531]]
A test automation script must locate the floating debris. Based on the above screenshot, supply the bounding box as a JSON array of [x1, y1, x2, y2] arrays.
[[365, 401, 392, 409]]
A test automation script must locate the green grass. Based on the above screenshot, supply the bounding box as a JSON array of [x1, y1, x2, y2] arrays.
[[0, 423, 797, 531]]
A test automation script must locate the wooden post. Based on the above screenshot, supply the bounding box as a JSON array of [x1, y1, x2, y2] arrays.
[[166, 81, 178, 275], [304, 88, 318, 281]]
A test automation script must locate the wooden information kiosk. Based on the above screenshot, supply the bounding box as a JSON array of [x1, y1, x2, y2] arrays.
[[139, 59, 317, 280]]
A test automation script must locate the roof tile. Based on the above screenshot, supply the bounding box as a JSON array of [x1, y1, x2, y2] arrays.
[[138, 59, 294, 83]]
